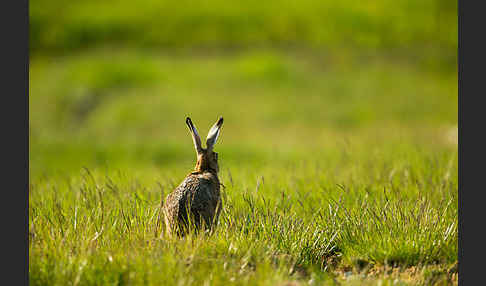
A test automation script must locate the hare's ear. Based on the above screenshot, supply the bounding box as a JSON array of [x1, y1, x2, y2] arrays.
[[206, 116, 224, 151], [186, 117, 202, 154]]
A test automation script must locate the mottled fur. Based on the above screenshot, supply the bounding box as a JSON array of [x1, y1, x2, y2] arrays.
[[163, 117, 224, 236]]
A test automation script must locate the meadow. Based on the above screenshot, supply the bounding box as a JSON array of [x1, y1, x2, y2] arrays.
[[29, 0, 457, 285]]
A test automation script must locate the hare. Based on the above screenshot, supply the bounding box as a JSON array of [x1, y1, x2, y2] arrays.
[[163, 116, 224, 236]]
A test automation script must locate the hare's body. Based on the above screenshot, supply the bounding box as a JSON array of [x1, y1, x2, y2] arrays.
[[163, 171, 221, 234], [163, 116, 224, 236]]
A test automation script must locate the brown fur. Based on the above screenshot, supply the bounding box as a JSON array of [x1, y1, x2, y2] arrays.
[[162, 117, 223, 236]]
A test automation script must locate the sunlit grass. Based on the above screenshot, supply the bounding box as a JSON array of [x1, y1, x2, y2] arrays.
[[29, 109, 457, 285], [29, 141, 457, 285], [29, 46, 457, 284]]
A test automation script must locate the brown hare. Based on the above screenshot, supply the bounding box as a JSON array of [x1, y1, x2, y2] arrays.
[[163, 116, 224, 236]]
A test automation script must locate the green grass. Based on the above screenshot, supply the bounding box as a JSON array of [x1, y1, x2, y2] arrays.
[[29, 0, 458, 283], [29, 145, 457, 285], [29, 45, 457, 285], [30, 0, 456, 64]]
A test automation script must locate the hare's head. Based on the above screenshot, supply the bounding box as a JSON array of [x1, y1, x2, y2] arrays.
[[186, 116, 224, 173]]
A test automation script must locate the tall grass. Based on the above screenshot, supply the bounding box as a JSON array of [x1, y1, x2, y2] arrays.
[[29, 1, 457, 282], [29, 137, 457, 285]]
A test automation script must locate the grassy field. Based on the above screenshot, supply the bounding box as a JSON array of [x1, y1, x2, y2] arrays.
[[29, 49, 457, 285], [29, 0, 457, 285]]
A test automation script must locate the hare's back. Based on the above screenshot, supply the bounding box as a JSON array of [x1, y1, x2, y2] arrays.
[[187, 172, 220, 211], [165, 173, 219, 214]]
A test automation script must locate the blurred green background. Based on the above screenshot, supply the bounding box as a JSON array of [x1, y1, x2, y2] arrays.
[[29, 2, 458, 284], [29, 0, 457, 178]]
